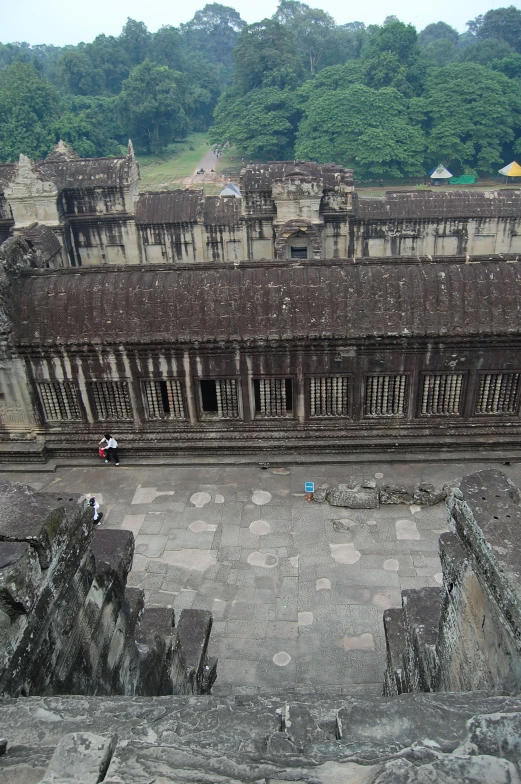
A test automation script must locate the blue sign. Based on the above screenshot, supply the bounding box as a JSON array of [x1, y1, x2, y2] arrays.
[[304, 482, 315, 493]]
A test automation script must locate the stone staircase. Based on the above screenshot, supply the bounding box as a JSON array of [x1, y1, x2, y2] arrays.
[[1, 690, 521, 783]]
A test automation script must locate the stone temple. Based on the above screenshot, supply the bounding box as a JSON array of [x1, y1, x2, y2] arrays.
[[1, 141, 521, 459], [1, 144, 521, 780]]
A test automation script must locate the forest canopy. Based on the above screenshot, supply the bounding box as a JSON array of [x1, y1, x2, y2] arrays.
[[2, 4, 521, 178]]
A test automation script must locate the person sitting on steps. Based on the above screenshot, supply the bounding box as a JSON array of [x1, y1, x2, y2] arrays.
[[99, 433, 120, 465]]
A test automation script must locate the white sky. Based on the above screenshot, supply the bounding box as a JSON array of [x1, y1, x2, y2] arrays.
[[3, 0, 521, 46]]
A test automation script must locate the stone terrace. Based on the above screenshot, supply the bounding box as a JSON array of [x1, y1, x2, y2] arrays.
[[2, 458, 517, 696]]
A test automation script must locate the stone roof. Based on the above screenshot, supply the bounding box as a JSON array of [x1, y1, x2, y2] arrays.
[[203, 196, 242, 225], [12, 260, 521, 348], [240, 162, 354, 192], [17, 223, 62, 265], [135, 191, 204, 224], [353, 190, 521, 220], [37, 156, 134, 190], [45, 140, 80, 163]]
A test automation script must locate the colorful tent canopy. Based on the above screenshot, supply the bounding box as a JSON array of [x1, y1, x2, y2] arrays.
[[498, 161, 521, 177], [429, 164, 453, 179], [219, 182, 241, 197]]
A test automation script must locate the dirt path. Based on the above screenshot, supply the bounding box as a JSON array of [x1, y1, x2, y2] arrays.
[[178, 148, 225, 189]]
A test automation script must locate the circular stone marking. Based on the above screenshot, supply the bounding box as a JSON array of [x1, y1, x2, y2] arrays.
[[329, 543, 361, 564], [252, 490, 272, 506], [214, 494, 225, 504], [189, 520, 217, 533], [247, 551, 279, 568], [298, 611, 313, 626], [316, 578, 331, 590], [375, 472, 384, 479], [273, 651, 291, 667], [434, 572, 443, 585], [249, 520, 271, 535], [190, 492, 212, 508], [383, 558, 399, 571]]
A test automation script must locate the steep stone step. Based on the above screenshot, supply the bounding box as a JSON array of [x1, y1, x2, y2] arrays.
[[1, 691, 521, 784]]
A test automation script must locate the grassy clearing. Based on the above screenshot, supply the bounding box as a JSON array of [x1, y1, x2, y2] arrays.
[[216, 146, 267, 180], [136, 133, 211, 190]]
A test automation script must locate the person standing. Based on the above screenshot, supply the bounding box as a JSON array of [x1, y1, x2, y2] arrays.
[[99, 433, 120, 465], [89, 497, 103, 524]]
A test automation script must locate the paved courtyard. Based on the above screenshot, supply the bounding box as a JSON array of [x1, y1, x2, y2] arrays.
[[1, 458, 517, 696]]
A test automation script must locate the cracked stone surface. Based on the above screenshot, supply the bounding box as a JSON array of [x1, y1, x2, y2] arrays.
[[4, 459, 511, 695], [2, 693, 521, 784]]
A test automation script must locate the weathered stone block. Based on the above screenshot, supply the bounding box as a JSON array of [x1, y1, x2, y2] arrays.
[[312, 488, 327, 503], [383, 607, 407, 696], [412, 482, 445, 506], [379, 484, 414, 505], [402, 588, 442, 693], [327, 483, 379, 509], [91, 529, 134, 587], [0, 541, 41, 615], [38, 732, 116, 784]]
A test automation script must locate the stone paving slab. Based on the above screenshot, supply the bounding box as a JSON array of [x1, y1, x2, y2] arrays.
[[3, 458, 519, 694]]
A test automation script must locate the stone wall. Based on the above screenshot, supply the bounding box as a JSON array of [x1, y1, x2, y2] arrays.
[[384, 469, 521, 696], [0, 477, 216, 697]]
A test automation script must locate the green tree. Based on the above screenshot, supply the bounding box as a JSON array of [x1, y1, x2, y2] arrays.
[[421, 39, 458, 68], [57, 49, 104, 95], [492, 53, 521, 79], [361, 21, 425, 95], [460, 38, 515, 65], [274, 0, 337, 75], [295, 84, 425, 178], [118, 60, 187, 154], [471, 6, 521, 53], [183, 53, 221, 130], [0, 62, 61, 162], [181, 4, 245, 86], [85, 34, 130, 94], [119, 18, 151, 67], [149, 26, 184, 72], [232, 19, 304, 94], [210, 86, 299, 158], [421, 62, 521, 173], [300, 61, 363, 93], [418, 22, 459, 48], [55, 95, 121, 157]]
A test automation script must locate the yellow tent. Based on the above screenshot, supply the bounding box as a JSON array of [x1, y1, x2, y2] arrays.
[[498, 161, 521, 177]]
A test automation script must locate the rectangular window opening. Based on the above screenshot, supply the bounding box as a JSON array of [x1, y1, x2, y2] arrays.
[[37, 381, 82, 422], [199, 379, 239, 419], [309, 377, 349, 417], [421, 374, 463, 416], [364, 374, 407, 417], [253, 378, 293, 417], [90, 381, 132, 420], [290, 246, 308, 259], [475, 373, 520, 415], [200, 380, 218, 413], [142, 379, 185, 420]]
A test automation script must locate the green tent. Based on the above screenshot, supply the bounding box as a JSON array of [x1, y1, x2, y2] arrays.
[[449, 175, 477, 185]]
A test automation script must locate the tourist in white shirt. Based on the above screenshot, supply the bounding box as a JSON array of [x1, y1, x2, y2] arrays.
[[98, 433, 120, 465], [89, 497, 102, 523]]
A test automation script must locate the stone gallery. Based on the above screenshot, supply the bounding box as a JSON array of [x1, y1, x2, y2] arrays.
[[1, 142, 521, 458]]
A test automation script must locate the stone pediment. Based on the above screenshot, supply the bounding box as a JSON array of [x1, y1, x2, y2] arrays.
[[5, 154, 58, 201]]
